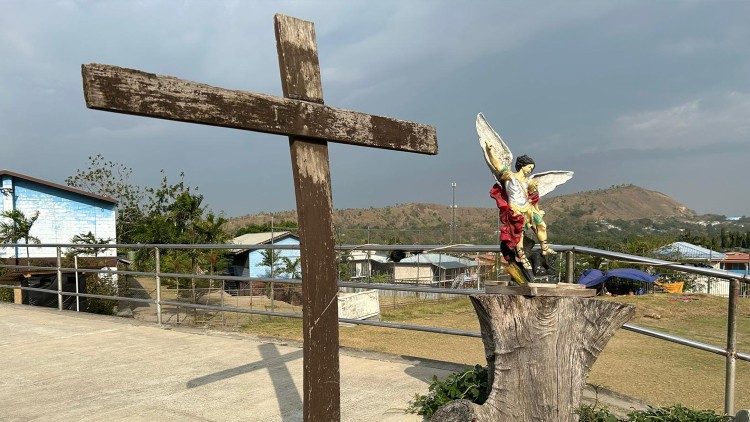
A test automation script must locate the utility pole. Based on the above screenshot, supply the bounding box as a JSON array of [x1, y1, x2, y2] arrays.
[[451, 182, 457, 243]]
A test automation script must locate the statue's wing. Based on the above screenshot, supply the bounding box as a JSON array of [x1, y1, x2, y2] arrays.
[[531, 171, 574, 197], [476, 113, 512, 179]]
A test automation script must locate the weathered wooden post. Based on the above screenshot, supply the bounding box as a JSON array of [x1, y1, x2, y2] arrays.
[[432, 292, 634, 422], [80, 13, 437, 421]]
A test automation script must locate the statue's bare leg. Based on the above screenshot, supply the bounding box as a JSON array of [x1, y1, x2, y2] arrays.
[[515, 232, 533, 270], [535, 223, 556, 255]]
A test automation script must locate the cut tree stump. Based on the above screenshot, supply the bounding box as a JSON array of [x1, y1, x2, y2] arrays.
[[432, 295, 635, 422]]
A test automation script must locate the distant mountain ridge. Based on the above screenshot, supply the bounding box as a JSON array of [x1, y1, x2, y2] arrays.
[[225, 184, 696, 236]]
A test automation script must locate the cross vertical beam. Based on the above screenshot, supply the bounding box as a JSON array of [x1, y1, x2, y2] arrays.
[[275, 15, 340, 421]]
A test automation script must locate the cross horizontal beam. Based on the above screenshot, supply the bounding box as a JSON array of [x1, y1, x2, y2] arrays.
[[82, 63, 437, 155]]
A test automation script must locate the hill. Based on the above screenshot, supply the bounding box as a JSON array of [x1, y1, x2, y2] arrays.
[[542, 184, 694, 223], [225, 184, 699, 245]]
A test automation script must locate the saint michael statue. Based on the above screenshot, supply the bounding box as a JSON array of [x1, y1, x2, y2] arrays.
[[477, 113, 573, 284]]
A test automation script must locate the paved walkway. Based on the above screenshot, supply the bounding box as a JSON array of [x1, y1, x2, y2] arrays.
[[0, 303, 454, 421]]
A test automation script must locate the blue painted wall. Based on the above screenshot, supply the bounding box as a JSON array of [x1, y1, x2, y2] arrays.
[[248, 236, 301, 278], [0, 176, 116, 258]]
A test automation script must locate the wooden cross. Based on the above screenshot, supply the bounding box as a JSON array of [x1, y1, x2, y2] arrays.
[[81, 14, 437, 422]]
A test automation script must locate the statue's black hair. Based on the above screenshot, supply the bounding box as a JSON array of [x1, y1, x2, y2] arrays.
[[515, 155, 535, 171]]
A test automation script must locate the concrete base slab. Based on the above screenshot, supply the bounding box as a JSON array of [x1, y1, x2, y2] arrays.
[[0, 303, 447, 421]]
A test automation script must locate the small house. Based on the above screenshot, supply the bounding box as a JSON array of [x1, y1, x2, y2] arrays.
[[392, 252, 477, 286], [346, 250, 391, 281], [654, 241, 726, 267], [654, 241, 729, 296], [229, 231, 301, 278], [721, 252, 749, 277]]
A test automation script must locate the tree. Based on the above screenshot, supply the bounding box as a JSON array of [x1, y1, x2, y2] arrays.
[[66, 155, 145, 244], [69, 157, 230, 272], [196, 212, 229, 275], [68, 231, 112, 257], [234, 220, 298, 237], [133, 172, 227, 311], [337, 250, 352, 281], [260, 248, 282, 277], [0, 210, 40, 265], [280, 256, 301, 279]]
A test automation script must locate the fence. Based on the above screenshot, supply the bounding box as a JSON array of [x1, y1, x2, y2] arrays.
[[0, 242, 748, 414]]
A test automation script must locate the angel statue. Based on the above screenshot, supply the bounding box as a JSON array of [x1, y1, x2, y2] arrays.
[[476, 113, 573, 284]]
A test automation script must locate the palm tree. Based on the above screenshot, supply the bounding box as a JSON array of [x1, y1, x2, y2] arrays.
[[0, 210, 41, 266], [280, 256, 301, 279], [69, 231, 112, 257], [260, 248, 282, 277]]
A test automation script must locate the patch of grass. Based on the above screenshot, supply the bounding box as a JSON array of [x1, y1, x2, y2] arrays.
[[240, 314, 302, 339]]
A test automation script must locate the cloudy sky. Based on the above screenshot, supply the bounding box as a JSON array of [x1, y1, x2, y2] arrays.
[[2, 1, 748, 217]]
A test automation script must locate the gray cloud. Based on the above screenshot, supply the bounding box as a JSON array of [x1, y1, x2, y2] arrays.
[[1, 0, 748, 218], [604, 91, 750, 152]]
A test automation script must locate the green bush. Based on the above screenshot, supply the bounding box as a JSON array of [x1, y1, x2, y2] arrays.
[[627, 405, 730, 422], [406, 365, 488, 418], [0, 287, 13, 303], [0, 267, 11, 302], [578, 403, 730, 422], [577, 403, 619, 422], [85, 274, 118, 315]]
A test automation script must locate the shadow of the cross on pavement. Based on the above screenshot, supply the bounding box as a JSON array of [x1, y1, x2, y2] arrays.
[[187, 343, 303, 421]]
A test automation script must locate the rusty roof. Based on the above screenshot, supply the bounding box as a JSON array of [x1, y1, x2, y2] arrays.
[[0, 169, 117, 204], [724, 252, 750, 262]]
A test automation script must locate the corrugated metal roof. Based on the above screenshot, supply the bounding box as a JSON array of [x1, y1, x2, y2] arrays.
[[349, 250, 390, 263], [230, 231, 297, 246], [398, 253, 477, 269], [0, 169, 117, 204], [655, 241, 726, 261], [229, 231, 300, 255]]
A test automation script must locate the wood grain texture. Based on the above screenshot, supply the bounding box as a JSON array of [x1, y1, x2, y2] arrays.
[[275, 14, 340, 422], [432, 295, 635, 422], [81, 63, 437, 155]]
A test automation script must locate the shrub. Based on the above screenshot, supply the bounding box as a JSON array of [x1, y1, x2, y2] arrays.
[[406, 365, 488, 418], [627, 405, 730, 422], [0, 287, 13, 303], [0, 267, 12, 302], [85, 274, 118, 315], [578, 403, 730, 422], [577, 403, 619, 422]]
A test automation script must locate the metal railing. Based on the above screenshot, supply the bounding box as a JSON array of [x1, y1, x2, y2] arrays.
[[0, 242, 747, 414]]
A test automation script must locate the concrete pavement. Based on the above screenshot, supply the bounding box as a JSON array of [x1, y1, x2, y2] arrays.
[[0, 303, 453, 421]]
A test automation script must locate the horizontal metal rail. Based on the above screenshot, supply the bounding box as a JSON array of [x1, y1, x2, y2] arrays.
[[622, 323, 750, 361], [155, 300, 483, 338], [2, 283, 746, 362]]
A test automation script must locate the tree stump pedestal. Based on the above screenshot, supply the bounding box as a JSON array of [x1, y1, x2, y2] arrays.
[[432, 292, 635, 422]]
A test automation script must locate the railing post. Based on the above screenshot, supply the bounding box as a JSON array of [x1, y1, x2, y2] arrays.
[[724, 278, 740, 415], [221, 280, 225, 327], [565, 250, 575, 283], [74, 255, 80, 312], [155, 247, 162, 326], [56, 246, 63, 310]]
